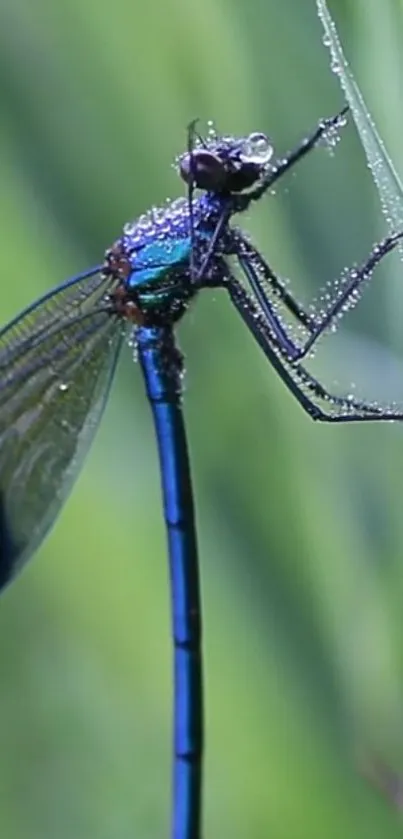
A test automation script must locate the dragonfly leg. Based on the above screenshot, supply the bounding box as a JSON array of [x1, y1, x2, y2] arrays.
[[227, 275, 403, 423], [246, 105, 349, 203], [186, 120, 199, 282], [232, 236, 316, 329], [234, 232, 403, 361]]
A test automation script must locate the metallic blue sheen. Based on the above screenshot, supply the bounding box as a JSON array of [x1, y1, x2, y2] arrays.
[[128, 238, 192, 287], [137, 325, 202, 839]]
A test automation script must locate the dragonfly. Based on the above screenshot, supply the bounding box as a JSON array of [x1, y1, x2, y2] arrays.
[[1, 106, 403, 839]]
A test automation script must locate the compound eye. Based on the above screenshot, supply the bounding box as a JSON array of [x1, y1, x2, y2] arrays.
[[179, 149, 227, 190], [239, 132, 274, 165]]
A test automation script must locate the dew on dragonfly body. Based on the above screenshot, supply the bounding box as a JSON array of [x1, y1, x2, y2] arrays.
[[240, 132, 274, 166], [206, 120, 217, 141]]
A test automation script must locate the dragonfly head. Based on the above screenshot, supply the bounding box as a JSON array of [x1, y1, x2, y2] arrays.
[[179, 128, 274, 194]]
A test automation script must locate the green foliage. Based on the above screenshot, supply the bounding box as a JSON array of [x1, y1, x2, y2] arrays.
[[1, 0, 403, 835]]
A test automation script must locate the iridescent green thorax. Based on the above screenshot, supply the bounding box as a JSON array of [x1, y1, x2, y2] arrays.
[[113, 194, 226, 324]]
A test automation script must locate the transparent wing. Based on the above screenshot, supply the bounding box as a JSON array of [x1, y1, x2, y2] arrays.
[[0, 268, 125, 586]]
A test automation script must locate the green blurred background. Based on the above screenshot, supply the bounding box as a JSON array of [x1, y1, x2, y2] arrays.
[[2, 0, 403, 836]]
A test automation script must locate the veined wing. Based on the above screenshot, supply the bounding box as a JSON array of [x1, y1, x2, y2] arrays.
[[0, 268, 125, 587], [0, 267, 109, 372]]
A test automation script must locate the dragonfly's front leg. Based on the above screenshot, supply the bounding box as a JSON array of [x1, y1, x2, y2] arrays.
[[245, 106, 349, 203]]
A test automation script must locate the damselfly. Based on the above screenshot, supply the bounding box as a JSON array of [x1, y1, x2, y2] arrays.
[[1, 107, 402, 839]]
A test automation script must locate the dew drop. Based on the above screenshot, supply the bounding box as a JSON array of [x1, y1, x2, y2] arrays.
[[240, 132, 274, 165], [330, 56, 342, 75]]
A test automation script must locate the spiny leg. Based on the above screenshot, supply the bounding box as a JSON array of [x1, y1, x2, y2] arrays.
[[245, 105, 349, 203], [195, 207, 232, 283], [185, 120, 233, 286], [233, 231, 403, 361], [186, 119, 199, 281], [233, 236, 316, 330], [226, 275, 403, 423]]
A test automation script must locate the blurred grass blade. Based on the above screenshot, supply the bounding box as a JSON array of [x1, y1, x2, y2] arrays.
[[316, 0, 403, 234]]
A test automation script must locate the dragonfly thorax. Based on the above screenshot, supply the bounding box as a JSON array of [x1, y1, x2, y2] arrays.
[[105, 194, 229, 326]]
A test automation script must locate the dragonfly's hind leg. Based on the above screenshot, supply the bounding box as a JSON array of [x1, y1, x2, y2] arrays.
[[227, 274, 403, 423], [233, 231, 403, 362]]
